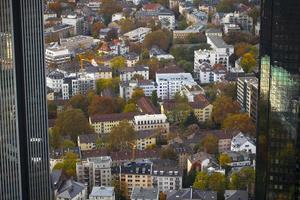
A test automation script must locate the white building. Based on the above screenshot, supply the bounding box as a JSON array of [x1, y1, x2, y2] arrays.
[[89, 186, 115, 200], [221, 12, 253, 32], [112, 12, 125, 22], [76, 157, 112, 193], [119, 80, 156, 100], [71, 73, 96, 96], [45, 44, 71, 65], [194, 49, 230, 70], [158, 11, 175, 30], [46, 70, 65, 92], [133, 114, 169, 134], [223, 23, 241, 34], [156, 70, 197, 100], [119, 65, 149, 82], [62, 14, 84, 35], [123, 27, 152, 43], [206, 35, 234, 56], [87, 1, 101, 11], [194, 62, 227, 84], [231, 132, 256, 154]]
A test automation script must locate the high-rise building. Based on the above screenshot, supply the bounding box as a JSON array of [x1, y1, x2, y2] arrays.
[[256, 0, 300, 199], [0, 1, 51, 200]]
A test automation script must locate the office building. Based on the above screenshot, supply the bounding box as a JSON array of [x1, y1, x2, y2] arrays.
[[256, 0, 300, 199], [0, 1, 51, 199]]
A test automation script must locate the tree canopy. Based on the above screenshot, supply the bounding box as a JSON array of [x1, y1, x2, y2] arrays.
[[143, 30, 171, 51], [212, 95, 240, 124], [222, 113, 256, 135], [201, 134, 218, 154]]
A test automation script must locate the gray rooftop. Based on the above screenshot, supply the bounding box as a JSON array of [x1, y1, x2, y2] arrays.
[[224, 190, 248, 200], [90, 186, 115, 197], [207, 35, 233, 49], [131, 187, 159, 200], [57, 180, 86, 199], [167, 188, 217, 200]]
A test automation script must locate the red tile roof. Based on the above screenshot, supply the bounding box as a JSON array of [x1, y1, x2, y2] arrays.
[[137, 97, 160, 114]]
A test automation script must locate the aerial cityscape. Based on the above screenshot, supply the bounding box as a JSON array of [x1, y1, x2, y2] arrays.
[[0, 0, 299, 200]]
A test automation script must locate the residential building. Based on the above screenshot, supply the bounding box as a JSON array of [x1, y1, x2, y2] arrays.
[[45, 44, 71, 65], [190, 94, 213, 122], [89, 186, 115, 200], [166, 188, 217, 200], [222, 12, 253, 32], [149, 46, 174, 61], [71, 73, 96, 96], [62, 14, 84, 35], [137, 97, 160, 115], [224, 190, 248, 200], [237, 77, 258, 122], [186, 10, 208, 25], [112, 12, 125, 22], [47, 70, 65, 92], [60, 35, 95, 52], [136, 130, 157, 150], [156, 67, 197, 100], [56, 180, 87, 200], [133, 114, 169, 134], [152, 159, 182, 192], [180, 84, 205, 102], [226, 151, 252, 168], [123, 27, 152, 43], [187, 152, 212, 173], [206, 35, 234, 55], [99, 66, 113, 79], [231, 132, 256, 154], [131, 187, 159, 200], [223, 23, 241, 34], [158, 11, 176, 30], [205, 28, 223, 37], [44, 24, 75, 43], [194, 49, 230, 70], [173, 29, 201, 40], [77, 134, 99, 151], [119, 80, 156, 100], [194, 62, 227, 83], [89, 113, 136, 135], [119, 65, 149, 82], [119, 160, 153, 197], [215, 132, 232, 153], [0, 1, 51, 199], [125, 52, 140, 67], [87, 1, 101, 11], [76, 156, 112, 193]]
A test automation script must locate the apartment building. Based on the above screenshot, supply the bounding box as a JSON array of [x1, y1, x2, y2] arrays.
[[62, 14, 84, 35], [76, 156, 112, 193], [119, 65, 149, 82], [133, 114, 169, 134], [194, 49, 230, 71], [194, 62, 227, 83], [222, 12, 253, 32], [123, 27, 152, 43], [119, 80, 156, 100], [60, 35, 95, 52], [136, 130, 157, 150], [45, 44, 71, 65], [77, 134, 98, 151], [89, 113, 136, 135], [89, 186, 115, 200], [237, 77, 258, 122]]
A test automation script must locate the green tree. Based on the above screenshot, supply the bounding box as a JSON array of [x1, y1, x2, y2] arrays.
[[53, 152, 78, 177], [167, 93, 192, 123], [208, 172, 226, 199], [193, 171, 209, 189], [123, 103, 137, 113], [53, 108, 94, 141], [119, 18, 136, 34], [219, 153, 232, 167], [66, 94, 88, 115], [99, 0, 122, 25], [201, 134, 218, 154], [216, 0, 235, 13], [222, 113, 256, 135], [108, 120, 137, 151], [229, 167, 255, 195], [131, 88, 145, 103], [143, 30, 171, 51], [183, 112, 199, 127], [240, 52, 257, 73], [151, 90, 159, 107], [160, 147, 178, 161], [50, 129, 62, 149], [96, 78, 120, 94], [62, 139, 76, 148], [48, 101, 57, 119], [110, 56, 126, 76]]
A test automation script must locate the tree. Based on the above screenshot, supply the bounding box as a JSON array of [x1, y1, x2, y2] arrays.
[[105, 28, 118, 41], [193, 172, 209, 189], [110, 56, 126, 75], [99, 0, 122, 24], [183, 112, 199, 127], [178, 60, 193, 73], [167, 93, 192, 123], [230, 167, 255, 194], [53, 108, 93, 141], [224, 31, 259, 45], [66, 94, 88, 115], [114, 97, 126, 113], [62, 139, 76, 148], [48, 101, 57, 119], [234, 42, 252, 58], [108, 120, 137, 151], [208, 173, 226, 199], [50, 129, 62, 149], [123, 103, 137, 113], [222, 113, 256, 135], [53, 152, 78, 177], [143, 30, 171, 51], [91, 22, 105, 38], [201, 134, 218, 154], [216, 0, 235, 13], [160, 147, 178, 161], [147, 58, 160, 79], [48, 2, 63, 17], [151, 90, 159, 107], [178, 16, 189, 30], [240, 52, 257, 73], [219, 153, 232, 167], [248, 7, 260, 25], [96, 78, 120, 94], [131, 74, 144, 81], [88, 96, 115, 115], [131, 88, 145, 103], [119, 18, 136, 34], [212, 95, 240, 124]]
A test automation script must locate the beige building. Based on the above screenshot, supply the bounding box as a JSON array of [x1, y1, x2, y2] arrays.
[[136, 130, 156, 150], [133, 114, 169, 134], [77, 134, 98, 151], [118, 160, 153, 198], [99, 66, 112, 79], [89, 113, 136, 135]]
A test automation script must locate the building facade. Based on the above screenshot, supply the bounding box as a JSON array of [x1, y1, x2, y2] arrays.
[[256, 0, 300, 199], [0, 1, 51, 199]]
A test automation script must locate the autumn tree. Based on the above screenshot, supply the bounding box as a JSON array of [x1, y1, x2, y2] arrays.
[[147, 58, 160, 79], [96, 78, 120, 94], [62, 139, 76, 148], [131, 74, 145, 81], [248, 7, 260, 25], [240, 52, 257, 73], [216, 0, 235, 13], [48, 2, 63, 17], [66, 94, 89, 115], [100, 0, 122, 24], [52, 109, 94, 141], [219, 153, 232, 167], [123, 103, 137, 113], [193, 171, 209, 189], [119, 18, 136, 34], [234, 42, 252, 58], [108, 120, 137, 151], [143, 30, 171, 51], [201, 134, 218, 154], [229, 167, 255, 195], [212, 95, 240, 124], [88, 96, 116, 115], [160, 147, 178, 161], [91, 22, 105, 38], [110, 56, 126, 75], [48, 101, 57, 119], [222, 113, 256, 135], [131, 88, 145, 103], [53, 152, 78, 177]]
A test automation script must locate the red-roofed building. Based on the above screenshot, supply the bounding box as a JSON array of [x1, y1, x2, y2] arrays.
[[142, 3, 162, 11], [137, 97, 160, 114]]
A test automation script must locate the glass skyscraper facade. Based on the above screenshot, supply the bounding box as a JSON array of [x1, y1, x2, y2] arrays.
[[256, 0, 300, 199], [0, 1, 51, 200]]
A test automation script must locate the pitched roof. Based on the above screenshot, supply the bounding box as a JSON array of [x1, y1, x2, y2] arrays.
[[90, 186, 115, 197], [224, 190, 248, 200], [57, 180, 86, 199], [167, 188, 217, 200], [78, 134, 98, 144], [90, 112, 138, 123], [131, 187, 159, 199], [137, 97, 160, 115]]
